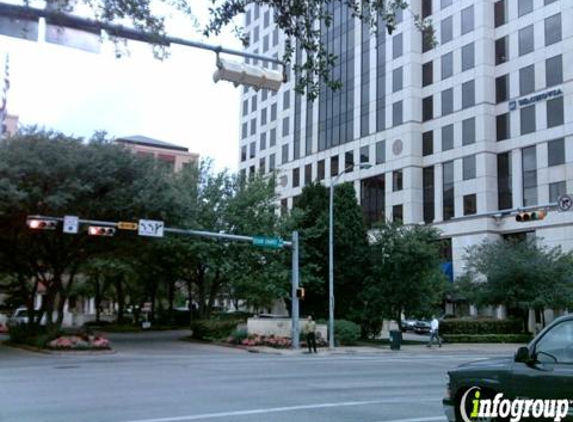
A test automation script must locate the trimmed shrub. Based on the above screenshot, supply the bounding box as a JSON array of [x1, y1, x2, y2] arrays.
[[335, 319, 361, 346], [227, 327, 248, 345], [442, 334, 533, 343], [440, 318, 525, 335], [190, 319, 243, 341], [8, 325, 52, 348]]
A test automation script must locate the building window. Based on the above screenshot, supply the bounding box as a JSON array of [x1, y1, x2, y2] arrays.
[[441, 89, 453, 116], [545, 0, 558, 4], [547, 97, 564, 128], [441, 52, 453, 80], [522, 146, 537, 206], [304, 164, 312, 185], [242, 99, 248, 116], [393, 170, 403, 192], [423, 166, 435, 223], [548, 138, 565, 166], [393, 67, 403, 93], [251, 95, 257, 112], [393, 33, 403, 59], [263, 10, 270, 27], [546, 55, 563, 87], [441, 16, 453, 44], [462, 80, 475, 109], [249, 165, 255, 178], [260, 133, 266, 151], [245, 10, 251, 26], [494, 0, 507, 28], [442, 124, 454, 151], [497, 152, 512, 210], [249, 142, 256, 159], [241, 145, 247, 162], [393, 101, 403, 126], [292, 167, 300, 188], [545, 14, 561, 46], [518, 0, 533, 17], [283, 91, 290, 110], [443, 161, 455, 220], [518, 25, 534, 56], [463, 155, 476, 180], [317, 160, 325, 181], [497, 113, 510, 141], [520, 105, 536, 135], [360, 146, 369, 164], [441, 0, 452, 8], [280, 198, 288, 216], [463, 194, 477, 216], [242, 123, 248, 139], [282, 144, 289, 164], [549, 181, 566, 203], [345, 151, 354, 172], [270, 128, 276, 146], [461, 43, 475, 71], [331, 155, 339, 177], [423, 96, 433, 121], [393, 204, 404, 223], [376, 140, 386, 164], [422, 0, 432, 18], [495, 36, 508, 65], [269, 153, 276, 171], [519, 65, 535, 96], [422, 61, 433, 87], [462, 118, 476, 146], [250, 118, 257, 135], [496, 74, 509, 103], [423, 131, 433, 156], [422, 27, 433, 53], [461, 6, 474, 35], [361, 175, 386, 228], [270, 103, 277, 121], [259, 157, 266, 174]]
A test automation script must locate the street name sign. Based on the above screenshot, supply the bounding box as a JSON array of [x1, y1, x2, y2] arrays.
[[118, 221, 139, 230], [252, 236, 284, 249], [63, 215, 79, 234], [138, 219, 165, 238]]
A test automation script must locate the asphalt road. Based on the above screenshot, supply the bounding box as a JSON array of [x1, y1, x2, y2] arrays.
[[0, 331, 513, 422]]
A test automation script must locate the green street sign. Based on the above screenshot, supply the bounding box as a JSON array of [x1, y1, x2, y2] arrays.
[[252, 236, 284, 249]]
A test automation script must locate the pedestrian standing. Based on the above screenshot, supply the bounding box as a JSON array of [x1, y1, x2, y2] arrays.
[[427, 315, 442, 347], [303, 315, 317, 353]]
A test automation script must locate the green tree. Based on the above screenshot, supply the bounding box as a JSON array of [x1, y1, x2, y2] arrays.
[[290, 182, 369, 320], [461, 238, 573, 327], [0, 128, 181, 335], [361, 222, 447, 335]]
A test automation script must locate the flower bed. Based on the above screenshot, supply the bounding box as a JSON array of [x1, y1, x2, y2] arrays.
[[47, 335, 111, 350], [226, 333, 327, 349]]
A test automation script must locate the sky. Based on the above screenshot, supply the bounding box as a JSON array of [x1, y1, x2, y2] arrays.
[[0, 2, 242, 172]]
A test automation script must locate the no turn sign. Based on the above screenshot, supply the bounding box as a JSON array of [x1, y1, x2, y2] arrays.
[[557, 194, 572, 212]]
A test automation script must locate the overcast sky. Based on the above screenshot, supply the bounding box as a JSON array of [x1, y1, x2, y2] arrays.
[[0, 2, 242, 172]]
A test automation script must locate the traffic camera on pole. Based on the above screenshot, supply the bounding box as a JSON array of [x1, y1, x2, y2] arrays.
[[516, 210, 547, 222], [88, 226, 116, 236], [213, 56, 284, 92], [27, 218, 58, 230]]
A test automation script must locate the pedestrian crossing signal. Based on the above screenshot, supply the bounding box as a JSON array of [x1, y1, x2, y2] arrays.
[[516, 210, 547, 222], [296, 287, 305, 299], [88, 226, 116, 236]]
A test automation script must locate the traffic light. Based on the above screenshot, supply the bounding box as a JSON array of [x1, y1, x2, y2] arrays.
[[516, 210, 547, 222], [27, 218, 57, 230], [213, 57, 284, 92], [87, 226, 116, 236], [296, 287, 305, 300]]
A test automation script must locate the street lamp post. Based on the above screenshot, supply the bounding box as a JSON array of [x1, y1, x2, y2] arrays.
[[328, 163, 371, 348]]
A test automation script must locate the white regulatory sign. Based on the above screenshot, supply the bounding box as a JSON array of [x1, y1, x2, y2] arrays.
[[63, 215, 79, 234], [557, 194, 572, 212], [138, 219, 165, 238]]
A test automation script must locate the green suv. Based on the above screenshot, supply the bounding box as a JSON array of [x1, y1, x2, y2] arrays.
[[443, 314, 573, 422]]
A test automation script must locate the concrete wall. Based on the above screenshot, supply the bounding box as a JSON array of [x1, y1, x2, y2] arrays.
[[247, 317, 328, 340]]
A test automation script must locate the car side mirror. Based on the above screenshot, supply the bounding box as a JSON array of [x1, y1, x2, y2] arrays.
[[514, 346, 530, 363]]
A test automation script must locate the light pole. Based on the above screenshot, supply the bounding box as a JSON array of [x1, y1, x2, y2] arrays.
[[328, 163, 371, 348]]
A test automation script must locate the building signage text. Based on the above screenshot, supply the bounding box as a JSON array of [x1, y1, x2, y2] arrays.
[[509, 88, 563, 111]]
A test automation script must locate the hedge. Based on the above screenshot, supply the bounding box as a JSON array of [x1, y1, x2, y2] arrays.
[[334, 320, 361, 346], [440, 318, 525, 335], [442, 334, 533, 343], [190, 319, 244, 341]]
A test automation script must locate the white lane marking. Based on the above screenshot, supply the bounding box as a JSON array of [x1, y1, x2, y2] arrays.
[[107, 397, 437, 422], [369, 417, 445, 422]]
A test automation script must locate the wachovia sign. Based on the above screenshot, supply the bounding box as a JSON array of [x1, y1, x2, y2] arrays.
[[509, 88, 563, 111], [460, 387, 570, 422]]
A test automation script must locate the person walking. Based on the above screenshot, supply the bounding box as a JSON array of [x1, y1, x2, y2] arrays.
[[427, 315, 442, 348], [303, 315, 317, 353]]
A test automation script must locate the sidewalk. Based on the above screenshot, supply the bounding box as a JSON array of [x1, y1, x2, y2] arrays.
[[246, 342, 524, 356]]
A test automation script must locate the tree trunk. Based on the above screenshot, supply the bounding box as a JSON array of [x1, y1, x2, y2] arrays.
[[115, 277, 125, 324], [95, 276, 101, 323], [167, 278, 175, 323], [186, 278, 193, 325], [196, 266, 207, 319]]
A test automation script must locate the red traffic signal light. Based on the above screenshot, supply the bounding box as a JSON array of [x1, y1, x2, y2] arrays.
[[88, 226, 116, 236], [516, 210, 547, 222], [27, 219, 57, 230]]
